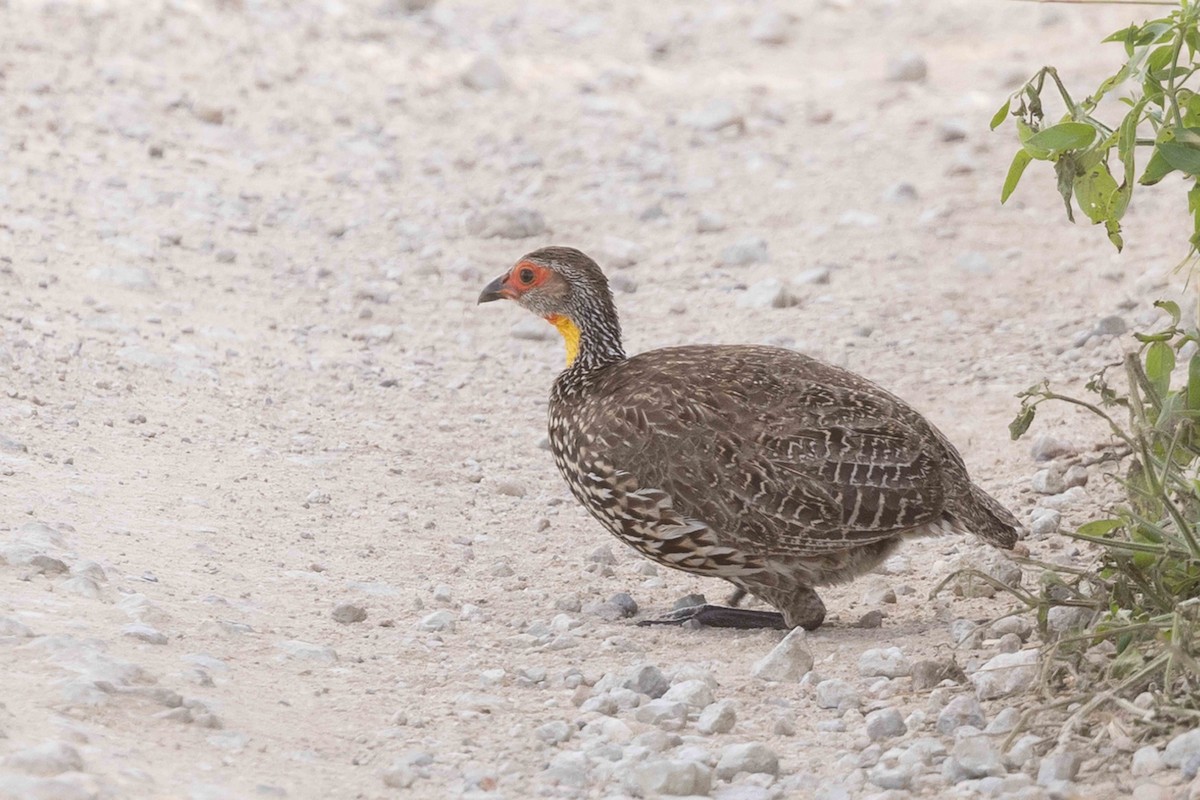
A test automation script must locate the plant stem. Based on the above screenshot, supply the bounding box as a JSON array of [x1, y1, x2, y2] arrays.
[[1167, 25, 1187, 128]]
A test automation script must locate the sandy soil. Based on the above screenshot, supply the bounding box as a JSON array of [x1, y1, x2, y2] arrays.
[[1, 1, 1194, 798]]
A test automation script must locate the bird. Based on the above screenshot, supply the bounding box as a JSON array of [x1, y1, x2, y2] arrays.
[[478, 246, 1019, 630]]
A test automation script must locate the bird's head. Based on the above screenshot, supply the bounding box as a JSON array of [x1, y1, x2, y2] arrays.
[[478, 246, 622, 368]]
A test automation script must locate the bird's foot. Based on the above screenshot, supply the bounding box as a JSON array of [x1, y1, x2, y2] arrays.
[[637, 604, 789, 630]]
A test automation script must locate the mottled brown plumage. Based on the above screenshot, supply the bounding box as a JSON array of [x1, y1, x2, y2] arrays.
[[479, 246, 1019, 630]]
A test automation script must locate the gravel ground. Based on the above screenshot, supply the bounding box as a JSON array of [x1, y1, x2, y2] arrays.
[[3, 1, 1200, 798]]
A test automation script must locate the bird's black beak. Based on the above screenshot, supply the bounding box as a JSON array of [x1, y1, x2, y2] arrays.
[[478, 274, 514, 304]]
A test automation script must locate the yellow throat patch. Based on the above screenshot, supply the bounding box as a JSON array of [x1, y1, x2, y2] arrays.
[[545, 314, 581, 366]]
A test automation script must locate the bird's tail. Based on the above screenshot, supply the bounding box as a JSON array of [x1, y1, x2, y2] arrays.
[[947, 484, 1020, 549]]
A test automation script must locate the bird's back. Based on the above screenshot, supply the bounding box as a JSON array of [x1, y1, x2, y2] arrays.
[[549, 344, 1017, 556]]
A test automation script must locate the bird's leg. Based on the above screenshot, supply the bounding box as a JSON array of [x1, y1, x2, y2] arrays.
[[725, 586, 747, 607], [637, 604, 788, 630]]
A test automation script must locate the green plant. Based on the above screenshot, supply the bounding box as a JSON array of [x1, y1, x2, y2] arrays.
[[993, 0, 1200, 258], [1006, 303, 1200, 732]]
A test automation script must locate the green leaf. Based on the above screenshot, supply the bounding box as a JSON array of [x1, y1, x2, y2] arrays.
[[1009, 405, 1036, 440], [1146, 341, 1175, 399], [1188, 352, 1200, 412], [1023, 122, 1096, 159], [1102, 24, 1138, 46], [1112, 183, 1132, 220], [990, 98, 1012, 131], [1074, 162, 1119, 224], [1001, 150, 1033, 204], [1147, 43, 1176, 74], [1141, 148, 1176, 185], [1107, 219, 1124, 253], [1077, 519, 1123, 537], [1118, 98, 1147, 188], [1159, 140, 1200, 176], [1155, 299, 1182, 326]]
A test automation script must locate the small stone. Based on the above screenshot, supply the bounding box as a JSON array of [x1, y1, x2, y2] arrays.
[[858, 647, 911, 678], [192, 103, 224, 124], [672, 593, 707, 611], [0, 617, 34, 638], [937, 695, 986, 734], [634, 699, 688, 729], [696, 211, 726, 233], [1164, 730, 1200, 769], [122, 623, 168, 645], [737, 278, 800, 309], [749, 10, 790, 45], [634, 759, 712, 796], [716, 742, 779, 780], [332, 603, 367, 624], [382, 764, 418, 789], [3, 741, 84, 776], [416, 610, 455, 633], [1046, 606, 1095, 638], [752, 627, 813, 682], [624, 664, 670, 698], [997, 633, 1022, 653], [795, 266, 831, 285], [276, 640, 338, 664], [536, 720, 573, 746], [912, 658, 965, 690], [1029, 509, 1061, 537], [938, 118, 968, 142], [589, 545, 617, 564], [855, 610, 884, 629], [305, 490, 331, 505], [544, 750, 589, 786], [1030, 435, 1077, 462], [720, 237, 769, 267], [466, 207, 546, 239], [879, 184, 918, 206], [28, 555, 68, 575], [1094, 315, 1127, 337], [986, 707, 1021, 735], [607, 592, 638, 618], [87, 265, 157, 292], [887, 52, 927, 82], [1031, 469, 1066, 495], [215, 248, 237, 264], [864, 708, 906, 741], [683, 99, 743, 132], [1036, 752, 1081, 785], [697, 700, 737, 734], [461, 56, 509, 91], [863, 583, 897, 605], [815, 679, 859, 712], [663, 680, 715, 712], [1132, 745, 1165, 776], [1063, 465, 1088, 488], [494, 480, 526, 498], [971, 649, 1039, 699], [944, 734, 1005, 782], [867, 763, 914, 791]]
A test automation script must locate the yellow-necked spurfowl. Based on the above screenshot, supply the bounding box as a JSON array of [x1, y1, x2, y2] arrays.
[[479, 246, 1018, 630]]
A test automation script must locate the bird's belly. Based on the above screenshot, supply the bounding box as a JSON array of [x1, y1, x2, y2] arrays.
[[549, 440, 767, 578]]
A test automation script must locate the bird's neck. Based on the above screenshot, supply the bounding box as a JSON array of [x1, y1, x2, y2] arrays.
[[545, 307, 625, 373]]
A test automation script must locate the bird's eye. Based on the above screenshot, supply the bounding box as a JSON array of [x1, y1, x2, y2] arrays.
[[518, 268, 536, 284]]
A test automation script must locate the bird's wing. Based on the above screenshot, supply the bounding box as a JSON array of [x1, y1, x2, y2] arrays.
[[580, 350, 947, 558]]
